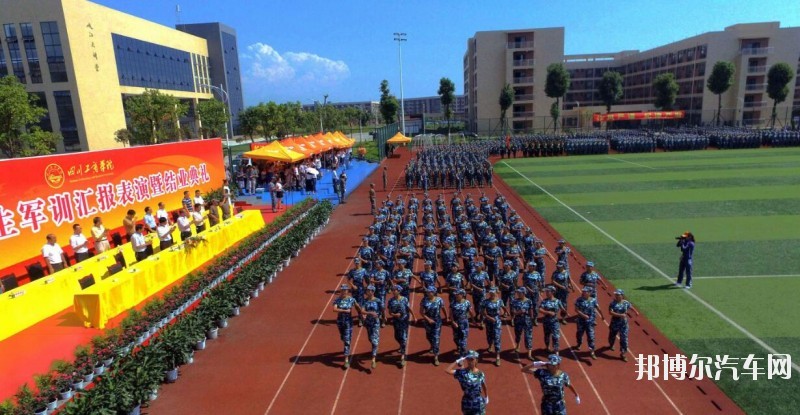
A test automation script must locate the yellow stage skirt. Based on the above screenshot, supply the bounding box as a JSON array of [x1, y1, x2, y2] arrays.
[[73, 211, 265, 329], [0, 211, 264, 340]]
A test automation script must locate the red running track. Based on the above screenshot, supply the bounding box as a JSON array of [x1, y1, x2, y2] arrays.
[[148, 148, 742, 415]]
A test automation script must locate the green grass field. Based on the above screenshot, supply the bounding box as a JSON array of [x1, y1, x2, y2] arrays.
[[496, 148, 800, 415]]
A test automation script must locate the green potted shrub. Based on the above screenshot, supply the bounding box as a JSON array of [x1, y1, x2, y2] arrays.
[[33, 374, 59, 411], [73, 345, 95, 384], [156, 326, 190, 383], [14, 384, 46, 415]]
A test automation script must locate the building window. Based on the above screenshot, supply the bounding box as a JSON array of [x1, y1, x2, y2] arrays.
[[0, 38, 8, 77], [31, 92, 52, 131], [112, 34, 195, 92], [4, 24, 26, 83], [40, 21, 67, 82], [53, 91, 80, 151], [20, 23, 42, 83]]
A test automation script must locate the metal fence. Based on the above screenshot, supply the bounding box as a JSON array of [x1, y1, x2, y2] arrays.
[[372, 122, 400, 160]]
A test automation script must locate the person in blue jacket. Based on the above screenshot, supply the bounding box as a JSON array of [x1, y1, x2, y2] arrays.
[[675, 231, 695, 289]]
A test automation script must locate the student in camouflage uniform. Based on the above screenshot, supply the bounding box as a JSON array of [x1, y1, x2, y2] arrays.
[[551, 261, 573, 325], [522, 261, 544, 326], [573, 286, 605, 359], [481, 287, 507, 366], [420, 286, 448, 366], [579, 261, 608, 297], [450, 288, 474, 357], [523, 354, 581, 415], [445, 350, 488, 415], [539, 286, 564, 355], [362, 285, 383, 368], [510, 287, 535, 359], [608, 289, 640, 362], [332, 284, 363, 368], [387, 285, 415, 367]]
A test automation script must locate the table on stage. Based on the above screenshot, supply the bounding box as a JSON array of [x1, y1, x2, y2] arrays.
[[0, 253, 120, 341], [73, 210, 265, 329]]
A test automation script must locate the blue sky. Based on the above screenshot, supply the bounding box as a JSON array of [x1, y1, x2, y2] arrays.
[[94, 0, 800, 106]]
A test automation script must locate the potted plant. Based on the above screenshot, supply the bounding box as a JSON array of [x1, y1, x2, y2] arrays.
[[155, 326, 190, 383], [73, 345, 95, 384], [91, 336, 115, 369], [13, 385, 45, 415], [51, 359, 81, 392], [33, 374, 59, 411]]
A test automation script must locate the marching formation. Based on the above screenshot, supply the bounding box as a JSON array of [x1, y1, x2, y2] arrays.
[[403, 145, 494, 191], [332, 190, 641, 370]]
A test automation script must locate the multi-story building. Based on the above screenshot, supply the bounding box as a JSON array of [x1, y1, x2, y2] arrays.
[[0, 0, 244, 153], [465, 22, 800, 133], [176, 23, 244, 138]]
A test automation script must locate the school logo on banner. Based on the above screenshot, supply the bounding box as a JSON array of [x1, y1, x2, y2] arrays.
[[44, 164, 66, 189]]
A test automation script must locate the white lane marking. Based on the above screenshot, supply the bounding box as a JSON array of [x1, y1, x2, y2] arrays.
[[693, 274, 800, 280], [330, 326, 364, 414], [502, 326, 540, 415], [502, 161, 800, 375], [606, 156, 657, 170]]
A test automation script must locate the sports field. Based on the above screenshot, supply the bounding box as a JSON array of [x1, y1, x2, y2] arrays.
[[496, 148, 800, 415]]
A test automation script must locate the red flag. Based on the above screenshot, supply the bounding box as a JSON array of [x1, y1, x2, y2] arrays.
[[505, 135, 510, 148]]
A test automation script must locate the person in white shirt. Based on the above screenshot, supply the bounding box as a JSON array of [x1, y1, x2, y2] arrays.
[[42, 234, 67, 273], [143, 206, 157, 233], [156, 202, 170, 224], [177, 209, 193, 241], [70, 223, 90, 263], [156, 217, 177, 250], [275, 180, 284, 211], [131, 224, 152, 262], [193, 190, 205, 213], [192, 203, 206, 234], [91, 216, 110, 253]]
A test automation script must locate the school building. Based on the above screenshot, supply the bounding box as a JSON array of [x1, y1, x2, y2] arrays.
[[0, 0, 244, 153], [464, 22, 800, 133]]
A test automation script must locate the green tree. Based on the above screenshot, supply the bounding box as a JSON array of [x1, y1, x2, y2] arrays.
[[544, 63, 571, 133], [238, 106, 262, 141], [598, 71, 624, 130], [0, 75, 59, 158], [652, 73, 679, 110], [114, 128, 133, 147], [706, 61, 735, 126], [766, 62, 795, 128], [197, 99, 228, 138], [437, 77, 456, 138], [124, 89, 187, 145], [379, 80, 399, 125], [498, 83, 514, 136]]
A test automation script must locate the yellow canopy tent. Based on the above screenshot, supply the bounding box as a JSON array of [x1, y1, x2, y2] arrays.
[[386, 132, 412, 144], [280, 137, 313, 156], [334, 131, 355, 148], [243, 141, 306, 163]]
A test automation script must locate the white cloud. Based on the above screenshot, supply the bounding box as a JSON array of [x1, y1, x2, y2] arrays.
[[243, 43, 350, 84]]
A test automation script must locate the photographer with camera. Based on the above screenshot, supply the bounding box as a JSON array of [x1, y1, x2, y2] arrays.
[[674, 231, 695, 289]]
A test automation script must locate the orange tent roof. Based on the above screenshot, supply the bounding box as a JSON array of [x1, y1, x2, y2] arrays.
[[243, 141, 306, 163]]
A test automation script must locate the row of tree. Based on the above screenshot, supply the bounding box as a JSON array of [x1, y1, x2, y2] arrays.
[[498, 60, 796, 132], [377, 77, 457, 135]]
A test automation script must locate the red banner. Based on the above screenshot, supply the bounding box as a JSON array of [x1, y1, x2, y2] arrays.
[[593, 111, 685, 122], [0, 140, 225, 272]]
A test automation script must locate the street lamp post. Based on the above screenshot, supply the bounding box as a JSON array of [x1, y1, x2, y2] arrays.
[[393, 32, 407, 134], [575, 101, 580, 130], [201, 83, 234, 178]]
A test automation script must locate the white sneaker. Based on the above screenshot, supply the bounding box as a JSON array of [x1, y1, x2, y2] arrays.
[[684, 285, 692, 289], [674, 282, 681, 287]]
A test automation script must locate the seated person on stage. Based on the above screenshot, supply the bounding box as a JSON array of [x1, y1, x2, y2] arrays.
[[70, 223, 91, 263], [192, 203, 206, 234], [42, 233, 68, 273], [177, 209, 193, 241], [156, 217, 177, 250], [131, 224, 152, 262]]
